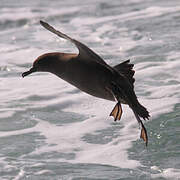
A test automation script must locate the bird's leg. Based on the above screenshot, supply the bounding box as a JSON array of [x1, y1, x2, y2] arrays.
[[133, 109, 148, 146], [110, 102, 122, 121], [140, 121, 148, 146], [108, 82, 123, 121]]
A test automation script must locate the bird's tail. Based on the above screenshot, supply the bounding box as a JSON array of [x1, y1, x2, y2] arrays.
[[133, 101, 150, 120]]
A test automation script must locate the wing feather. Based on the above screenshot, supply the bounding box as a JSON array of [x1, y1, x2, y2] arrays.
[[40, 20, 107, 65]]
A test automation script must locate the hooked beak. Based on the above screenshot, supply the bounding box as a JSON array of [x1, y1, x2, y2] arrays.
[[22, 67, 36, 78]]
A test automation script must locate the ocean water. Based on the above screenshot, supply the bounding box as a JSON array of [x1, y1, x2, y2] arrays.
[[0, 0, 180, 179]]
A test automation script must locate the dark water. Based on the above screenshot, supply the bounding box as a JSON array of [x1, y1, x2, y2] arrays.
[[0, 0, 180, 179]]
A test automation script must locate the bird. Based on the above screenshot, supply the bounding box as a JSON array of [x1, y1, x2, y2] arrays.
[[22, 20, 150, 146]]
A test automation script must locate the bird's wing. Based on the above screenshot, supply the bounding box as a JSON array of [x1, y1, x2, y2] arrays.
[[113, 60, 135, 88], [40, 20, 107, 66]]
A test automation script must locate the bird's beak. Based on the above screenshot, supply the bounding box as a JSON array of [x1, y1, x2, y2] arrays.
[[22, 67, 36, 78]]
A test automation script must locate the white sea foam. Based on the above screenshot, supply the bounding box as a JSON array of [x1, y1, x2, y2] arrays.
[[13, 169, 25, 180], [151, 168, 180, 180], [71, 6, 180, 26], [27, 108, 141, 169], [0, 7, 79, 22], [34, 169, 54, 175]]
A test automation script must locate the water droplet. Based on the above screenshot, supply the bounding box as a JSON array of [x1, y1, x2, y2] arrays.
[[119, 46, 123, 51], [12, 36, 16, 41], [157, 134, 161, 139]]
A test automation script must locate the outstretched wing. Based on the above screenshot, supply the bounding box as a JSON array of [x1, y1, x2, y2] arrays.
[[40, 20, 107, 66]]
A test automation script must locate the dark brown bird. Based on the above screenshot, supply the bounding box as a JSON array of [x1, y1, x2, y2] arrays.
[[22, 20, 150, 146]]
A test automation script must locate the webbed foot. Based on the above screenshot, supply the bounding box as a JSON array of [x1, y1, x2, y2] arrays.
[[140, 121, 148, 146], [110, 102, 122, 121]]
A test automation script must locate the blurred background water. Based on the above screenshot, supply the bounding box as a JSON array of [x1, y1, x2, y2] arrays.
[[0, 0, 180, 179]]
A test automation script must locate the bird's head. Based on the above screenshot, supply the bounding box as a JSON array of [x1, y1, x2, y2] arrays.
[[22, 53, 66, 78]]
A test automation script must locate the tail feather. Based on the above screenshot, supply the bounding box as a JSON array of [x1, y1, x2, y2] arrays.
[[133, 102, 150, 120]]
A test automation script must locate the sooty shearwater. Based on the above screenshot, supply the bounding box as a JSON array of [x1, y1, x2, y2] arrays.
[[22, 20, 150, 146]]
